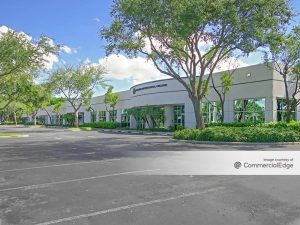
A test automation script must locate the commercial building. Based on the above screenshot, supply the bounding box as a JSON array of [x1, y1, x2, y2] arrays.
[[24, 63, 300, 128]]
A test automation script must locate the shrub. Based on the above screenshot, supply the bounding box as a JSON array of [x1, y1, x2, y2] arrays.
[[0, 121, 16, 125], [46, 123, 63, 127], [261, 121, 300, 131], [173, 126, 300, 142], [80, 121, 121, 129], [207, 121, 262, 127]]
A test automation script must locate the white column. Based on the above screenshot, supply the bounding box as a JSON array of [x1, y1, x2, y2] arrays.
[[106, 110, 110, 121], [224, 99, 234, 123], [212, 102, 217, 122], [47, 115, 51, 124], [116, 109, 122, 123], [164, 105, 174, 128], [130, 115, 136, 129], [145, 115, 153, 128], [185, 101, 196, 128], [265, 97, 277, 122], [296, 104, 300, 121], [84, 111, 90, 123]]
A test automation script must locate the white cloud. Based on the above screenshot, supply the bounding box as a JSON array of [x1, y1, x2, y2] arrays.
[[96, 54, 249, 86], [98, 54, 168, 85], [0, 25, 32, 41], [93, 18, 101, 23], [83, 58, 91, 64], [60, 45, 77, 54], [0, 25, 9, 34], [213, 56, 249, 73], [42, 53, 59, 70]]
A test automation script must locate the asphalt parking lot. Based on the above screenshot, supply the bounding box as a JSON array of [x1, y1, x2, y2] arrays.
[[0, 127, 300, 225]]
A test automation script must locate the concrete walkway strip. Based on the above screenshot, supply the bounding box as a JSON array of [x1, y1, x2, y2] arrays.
[[35, 187, 224, 225], [0, 159, 120, 173], [0, 169, 160, 192]]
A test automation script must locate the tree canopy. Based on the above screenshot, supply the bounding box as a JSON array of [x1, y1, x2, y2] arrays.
[[101, 0, 292, 128], [0, 28, 59, 111], [0, 29, 59, 78], [50, 64, 106, 127], [264, 25, 300, 122], [104, 86, 120, 121]]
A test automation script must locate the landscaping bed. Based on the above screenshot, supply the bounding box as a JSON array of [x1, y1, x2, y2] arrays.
[[174, 122, 300, 143], [0, 133, 29, 138]]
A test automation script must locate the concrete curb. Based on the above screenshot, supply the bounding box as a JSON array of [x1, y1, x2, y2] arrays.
[[97, 129, 172, 136], [171, 138, 300, 145]]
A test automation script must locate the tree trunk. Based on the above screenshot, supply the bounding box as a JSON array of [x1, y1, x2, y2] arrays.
[[45, 110, 52, 124], [286, 103, 292, 123], [221, 100, 225, 123], [283, 74, 292, 123], [13, 111, 17, 126], [192, 97, 205, 129], [33, 115, 37, 126], [74, 110, 79, 128]]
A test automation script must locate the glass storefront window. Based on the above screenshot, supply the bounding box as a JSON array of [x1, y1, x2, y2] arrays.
[[277, 98, 296, 121], [37, 115, 47, 124], [174, 105, 185, 128], [90, 111, 97, 123], [109, 110, 117, 122], [78, 112, 84, 125], [98, 111, 106, 122], [121, 109, 130, 128], [202, 101, 222, 123], [234, 98, 265, 122]]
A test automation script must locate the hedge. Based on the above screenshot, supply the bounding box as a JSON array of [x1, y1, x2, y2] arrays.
[[207, 121, 300, 131], [80, 121, 120, 129], [173, 126, 300, 142], [0, 121, 16, 125]]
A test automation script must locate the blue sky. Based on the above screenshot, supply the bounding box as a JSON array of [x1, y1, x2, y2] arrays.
[[1, 0, 300, 94]]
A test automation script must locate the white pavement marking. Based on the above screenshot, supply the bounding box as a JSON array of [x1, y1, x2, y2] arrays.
[[35, 187, 224, 225], [0, 151, 103, 163], [0, 157, 31, 162], [0, 159, 120, 173], [0, 169, 160, 192]]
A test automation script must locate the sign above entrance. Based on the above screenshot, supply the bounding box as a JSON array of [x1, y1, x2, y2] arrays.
[[133, 83, 167, 94]]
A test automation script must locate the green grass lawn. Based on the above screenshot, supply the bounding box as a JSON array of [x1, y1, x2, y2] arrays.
[[0, 133, 29, 138], [65, 127, 95, 131]]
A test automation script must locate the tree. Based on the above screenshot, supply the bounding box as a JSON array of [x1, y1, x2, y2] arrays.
[[41, 97, 65, 124], [0, 101, 25, 125], [0, 29, 58, 78], [127, 106, 165, 128], [211, 59, 237, 122], [0, 71, 35, 110], [104, 86, 120, 121], [264, 26, 300, 122], [101, 0, 292, 129], [0, 28, 59, 110], [24, 83, 52, 126], [50, 64, 106, 128], [52, 98, 65, 125]]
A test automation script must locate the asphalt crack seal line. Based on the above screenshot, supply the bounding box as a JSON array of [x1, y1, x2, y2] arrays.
[[0, 169, 160, 192], [35, 187, 225, 225]]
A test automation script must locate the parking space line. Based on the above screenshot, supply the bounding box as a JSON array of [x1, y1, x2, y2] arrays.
[[0, 169, 160, 192], [0, 151, 107, 163], [0, 159, 120, 173], [35, 187, 224, 225]]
